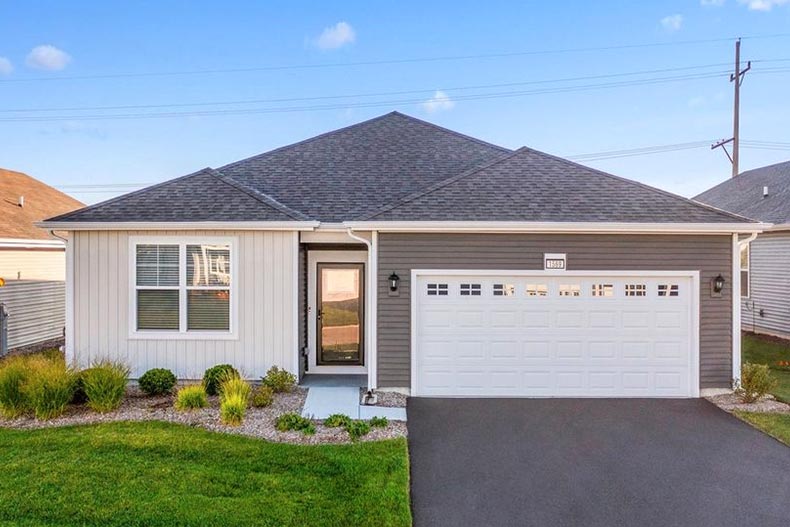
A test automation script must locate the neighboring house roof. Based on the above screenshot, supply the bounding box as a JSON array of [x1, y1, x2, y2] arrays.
[[0, 168, 83, 240], [694, 160, 790, 225], [46, 111, 755, 226]]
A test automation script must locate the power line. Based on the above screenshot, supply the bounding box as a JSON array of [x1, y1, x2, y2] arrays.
[[2, 33, 789, 84]]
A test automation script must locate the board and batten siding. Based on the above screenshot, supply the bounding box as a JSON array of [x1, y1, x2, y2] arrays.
[[377, 233, 733, 390], [71, 230, 298, 379], [742, 232, 790, 338]]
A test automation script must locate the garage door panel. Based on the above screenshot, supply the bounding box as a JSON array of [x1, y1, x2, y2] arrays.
[[415, 273, 697, 397]]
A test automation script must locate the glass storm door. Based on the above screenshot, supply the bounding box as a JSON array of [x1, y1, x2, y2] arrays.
[[317, 263, 364, 365]]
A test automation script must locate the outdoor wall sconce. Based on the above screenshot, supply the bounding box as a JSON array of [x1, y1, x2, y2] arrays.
[[388, 272, 400, 292], [713, 274, 725, 294]]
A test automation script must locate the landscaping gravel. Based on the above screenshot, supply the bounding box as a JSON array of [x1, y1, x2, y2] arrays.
[[0, 386, 407, 444], [360, 388, 408, 408], [706, 392, 790, 414]]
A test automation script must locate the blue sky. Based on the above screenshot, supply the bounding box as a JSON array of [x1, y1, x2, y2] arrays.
[[1, 0, 789, 204]]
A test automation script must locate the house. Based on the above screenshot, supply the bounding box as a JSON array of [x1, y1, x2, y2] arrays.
[[695, 160, 790, 340], [39, 112, 764, 397], [0, 168, 84, 351]]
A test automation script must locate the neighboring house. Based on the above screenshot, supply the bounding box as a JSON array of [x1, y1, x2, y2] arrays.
[[39, 112, 763, 397], [695, 160, 790, 339], [0, 168, 84, 351]]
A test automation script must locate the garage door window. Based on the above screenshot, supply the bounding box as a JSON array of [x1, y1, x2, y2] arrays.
[[559, 284, 581, 297], [460, 283, 481, 296], [591, 284, 614, 297], [658, 284, 679, 297], [625, 284, 647, 297], [493, 284, 515, 296], [526, 284, 548, 297], [427, 283, 448, 296]]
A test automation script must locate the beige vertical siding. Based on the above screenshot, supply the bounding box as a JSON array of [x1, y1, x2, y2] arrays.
[[741, 232, 790, 338], [377, 233, 733, 389], [71, 230, 298, 379], [0, 249, 65, 281]]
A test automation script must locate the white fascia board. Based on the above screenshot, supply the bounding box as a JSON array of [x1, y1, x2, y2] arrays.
[[0, 237, 65, 249], [766, 223, 790, 232], [343, 221, 769, 235], [35, 221, 319, 231]]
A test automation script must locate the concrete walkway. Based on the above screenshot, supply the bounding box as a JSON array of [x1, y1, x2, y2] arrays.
[[301, 386, 407, 420]]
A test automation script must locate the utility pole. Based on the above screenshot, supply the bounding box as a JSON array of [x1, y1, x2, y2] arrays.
[[712, 38, 751, 177]]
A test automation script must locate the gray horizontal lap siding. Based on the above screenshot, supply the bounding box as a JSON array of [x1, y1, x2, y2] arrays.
[[377, 233, 733, 390], [742, 232, 790, 338]]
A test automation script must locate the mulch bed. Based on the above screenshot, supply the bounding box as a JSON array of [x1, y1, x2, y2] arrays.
[[0, 386, 407, 444]]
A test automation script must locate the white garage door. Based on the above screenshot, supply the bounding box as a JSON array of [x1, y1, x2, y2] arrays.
[[413, 271, 699, 397]]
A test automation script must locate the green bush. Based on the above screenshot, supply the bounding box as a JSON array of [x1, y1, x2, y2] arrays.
[[202, 364, 238, 396], [220, 393, 247, 426], [736, 362, 778, 403], [70, 371, 88, 404], [175, 384, 208, 411], [369, 416, 388, 428], [324, 413, 352, 428], [220, 376, 251, 402], [345, 420, 371, 441], [261, 366, 296, 393], [251, 385, 274, 408], [275, 412, 315, 435], [0, 356, 32, 418], [138, 368, 177, 396], [22, 357, 76, 420], [81, 361, 130, 413]]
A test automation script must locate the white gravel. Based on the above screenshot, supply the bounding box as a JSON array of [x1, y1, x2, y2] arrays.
[[360, 388, 408, 408], [0, 386, 407, 444], [707, 392, 790, 414]]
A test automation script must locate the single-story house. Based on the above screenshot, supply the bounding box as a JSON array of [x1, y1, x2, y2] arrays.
[[695, 160, 790, 339], [39, 112, 765, 397]]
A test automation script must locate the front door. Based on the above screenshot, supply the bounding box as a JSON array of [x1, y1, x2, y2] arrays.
[[317, 263, 364, 365]]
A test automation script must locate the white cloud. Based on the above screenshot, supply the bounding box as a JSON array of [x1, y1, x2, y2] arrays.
[[738, 0, 789, 10], [25, 45, 72, 70], [421, 90, 455, 113], [701, 0, 725, 6], [660, 14, 684, 31], [0, 57, 12, 75], [314, 22, 356, 50]]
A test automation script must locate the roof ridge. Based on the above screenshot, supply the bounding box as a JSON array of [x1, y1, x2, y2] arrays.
[[361, 148, 522, 220], [209, 168, 309, 221], [45, 167, 216, 222], [516, 146, 756, 223], [387, 111, 512, 153]]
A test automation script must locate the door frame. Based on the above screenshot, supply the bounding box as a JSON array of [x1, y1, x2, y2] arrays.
[[307, 250, 368, 374], [410, 269, 700, 397], [316, 262, 365, 366]]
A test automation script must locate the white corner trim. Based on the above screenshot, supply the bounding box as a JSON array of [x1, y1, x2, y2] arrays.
[[64, 235, 75, 365], [292, 232, 300, 377], [127, 235, 239, 341], [343, 221, 768, 235], [732, 232, 757, 384], [36, 221, 319, 231]]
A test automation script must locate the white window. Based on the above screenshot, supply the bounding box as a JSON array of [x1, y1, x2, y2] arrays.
[[526, 284, 548, 297], [625, 284, 647, 297], [131, 237, 237, 338], [591, 284, 614, 297], [493, 284, 515, 296], [740, 244, 750, 298], [559, 284, 581, 297], [460, 283, 482, 296]]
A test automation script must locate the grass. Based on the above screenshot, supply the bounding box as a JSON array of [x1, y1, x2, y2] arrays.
[[735, 411, 790, 446], [0, 421, 411, 527], [742, 333, 790, 403]]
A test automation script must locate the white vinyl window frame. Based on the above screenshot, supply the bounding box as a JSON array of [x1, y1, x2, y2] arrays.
[[128, 236, 239, 340]]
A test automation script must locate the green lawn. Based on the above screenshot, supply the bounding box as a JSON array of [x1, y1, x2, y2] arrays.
[[742, 333, 790, 403], [735, 411, 790, 446], [0, 421, 411, 527]]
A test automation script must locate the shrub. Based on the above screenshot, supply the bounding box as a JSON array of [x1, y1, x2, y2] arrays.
[[22, 357, 76, 420], [81, 361, 130, 413], [138, 368, 177, 396], [175, 384, 208, 411], [369, 416, 388, 428], [220, 393, 247, 426], [220, 376, 251, 402], [324, 413, 352, 428], [275, 412, 315, 435], [251, 385, 274, 408], [345, 420, 371, 441], [0, 356, 32, 418], [261, 366, 296, 393], [736, 362, 778, 403], [203, 364, 238, 396], [70, 371, 88, 404]]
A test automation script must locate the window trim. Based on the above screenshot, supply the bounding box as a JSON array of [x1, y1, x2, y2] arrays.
[[128, 236, 239, 340], [740, 243, 750, 299]]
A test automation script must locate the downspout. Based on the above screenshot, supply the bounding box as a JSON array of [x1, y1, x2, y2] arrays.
[[346, 228, 377, 392], [732, 231, 758, 388]]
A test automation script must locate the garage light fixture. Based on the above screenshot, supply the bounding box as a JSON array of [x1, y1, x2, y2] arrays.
[[713, 274, 725, 294], [388, 272, 400, 292]]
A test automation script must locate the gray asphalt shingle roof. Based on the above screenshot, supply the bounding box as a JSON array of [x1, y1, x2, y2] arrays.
[[48, 111, 755, 225], [694, 160, 790, 224]]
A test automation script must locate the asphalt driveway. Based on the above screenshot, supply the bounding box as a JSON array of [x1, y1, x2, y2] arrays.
[[408, 398, 790, 527]]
